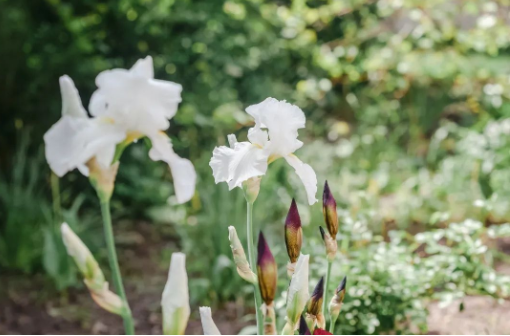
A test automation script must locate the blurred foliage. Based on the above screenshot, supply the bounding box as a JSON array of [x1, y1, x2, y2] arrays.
[[3, 0, 510, 334]]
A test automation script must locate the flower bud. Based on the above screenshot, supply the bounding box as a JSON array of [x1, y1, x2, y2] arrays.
[[322, 181, 338, 238], [228, 226, 257, 284], [329, 276, 347, 322], [313, 329, 332, 335], [319, 226, 337, 261], [283, 254, 309, 335], [299, 315, 311, 335], [307, 277, 324, 316], [61, 223, 123, 315], [199, 306, 221, 335], [257, 232, 277, 305], [285, 199, 302, 276], [87, 157, 119, 201], [243, 176, 261, 203], [162, 253, 190, 335], [305, 277, 325, 331]]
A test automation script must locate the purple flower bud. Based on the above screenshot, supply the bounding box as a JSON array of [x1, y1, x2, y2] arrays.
[[322, 181, 338, 238], [299, 315, 311, 335], [285, 199, 303, 263], [307, 277, 324, 316], [257, 231, 277, 304]]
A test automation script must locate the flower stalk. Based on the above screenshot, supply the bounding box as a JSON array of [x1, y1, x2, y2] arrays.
[[328, 277, 347, 333], [245, 195, 264, 335]]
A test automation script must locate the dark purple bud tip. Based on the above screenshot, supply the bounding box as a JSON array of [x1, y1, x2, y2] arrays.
[[299, 315, 311, 335], [323, 181, 336, 207], [257, 231, 273, 266], [319, 226, 326, 241], [285, 198, 302, 230], [312, 276, 325, 300], [308, 277, 325, 315], [337, 276, 347, 293]]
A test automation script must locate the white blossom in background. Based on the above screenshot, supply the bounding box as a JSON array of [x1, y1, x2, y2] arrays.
[[209, 98, 318, 205], [44, 56, 196, 203], [199, 307, 221, 335], [161, 252, 190, 335]]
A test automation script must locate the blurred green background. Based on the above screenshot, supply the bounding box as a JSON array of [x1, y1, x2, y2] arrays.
[[3, 0, 510, 334]]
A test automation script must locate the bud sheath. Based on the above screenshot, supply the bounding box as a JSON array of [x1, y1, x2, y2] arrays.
[[228, 226, 257, 284], [329, 276, 347, 323]]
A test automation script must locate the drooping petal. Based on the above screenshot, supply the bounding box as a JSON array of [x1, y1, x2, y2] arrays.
[[89, 57, 182, 134], [246, 98, 305, 156], [59, 75, 88, 118], [284, 154, 318, 205], [44, 116, 125, 177], [149, 132, 196, 204], [199, 307, 221, 335], [162, 253, 190, 335]]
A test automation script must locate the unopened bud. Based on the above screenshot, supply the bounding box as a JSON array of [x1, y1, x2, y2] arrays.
[[283, 254, 309, 334], [257, 232, 277, 305], [285, 199, 302, 276], [329, 276, 347, 322], [305, 277, 324, 331], [243, 176, 261, 204], [199, 306, 221, 335], [61, 223, 123, 315], [299, 315, 311, 335], [322, 181, 338, 238], [162, 253, 190, 335], [319, 226, 337, 261], [87, 157, 119, 201], [228, 226, 257, 283]]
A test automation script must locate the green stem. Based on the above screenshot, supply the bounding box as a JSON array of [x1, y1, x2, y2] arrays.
[[329, 316, 338, 333], [246, 201, 264, 335], [100, 200, 135, 335], [50, 172, 62, 225], [323, 260, 332, 320]]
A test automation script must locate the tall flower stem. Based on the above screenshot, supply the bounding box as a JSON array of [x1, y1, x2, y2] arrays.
[[100, 199, 135, 335], [329, 315, 338, 333], [246, 201, 264, 335], [322, 260, 332, 318]]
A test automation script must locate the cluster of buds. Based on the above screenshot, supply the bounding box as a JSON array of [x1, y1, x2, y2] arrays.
[[225, 182, 347, 335], [257, 232, 278, 335], [321, 181, 338, 261], [60, 223, 124, 315]]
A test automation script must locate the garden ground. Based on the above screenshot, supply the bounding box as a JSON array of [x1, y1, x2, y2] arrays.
[[1, 223, 509, 335]]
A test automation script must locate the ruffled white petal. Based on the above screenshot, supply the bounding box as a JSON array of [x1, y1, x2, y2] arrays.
[[284, 154, 318, 205], [227, 142, 269, 190], [210, 145, 235, 184], [44, 116, 125, 177], [246, 98, 305, 156], [59, 75, 87, 118], [247, 126, 268, 147], [130, 56, 154, 78], [199, 307, 221, 335], [162, 253, 190, 335], [148, 132, 196, 204], [89, 57, 182, 134]]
